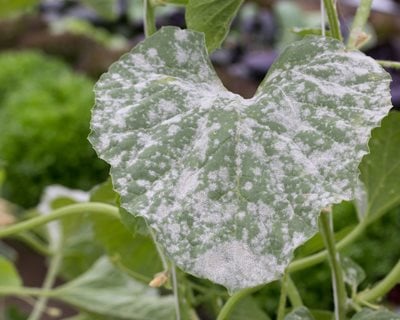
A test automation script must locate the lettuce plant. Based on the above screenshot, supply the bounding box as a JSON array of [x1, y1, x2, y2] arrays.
[[0, 1, 400, 320]]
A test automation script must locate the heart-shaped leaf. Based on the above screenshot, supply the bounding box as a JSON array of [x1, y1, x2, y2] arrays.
[[89, 27, 392, 291]]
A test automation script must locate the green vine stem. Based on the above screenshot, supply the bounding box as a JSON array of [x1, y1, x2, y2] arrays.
[[144, 0, 157, 37], [319, 208, 347, 320], [378, 60, 400, 70], [28, 237, 64, 320], [347, 0, 373, 49], [356, 259, 400, 303], [0, 203, 119, 239], [323, 0, 342, 41], [11, 233, 52, 256], [288, 219, 368, 273], [277, 272, 289, 320], [216, 285, 263, 320], [287, 275, 303, 308], [0, 287, 54, 297]]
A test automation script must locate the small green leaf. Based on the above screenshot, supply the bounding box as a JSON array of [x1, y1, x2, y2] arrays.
[[341, 256, 365, 290], [285, 307, 315, 320], [81, 0, 118, 20], [0, 255, 21, 287], [359, 111, 400, 220], [228, 296, 271, 320], [54, 257, 175, 320], [0, 0, 39, 17], [90, 180, 160, 281], [186, 0, 243, 52], [90, 179, 118, 205], [90, 27, 391, 291], [90, 213, 162, 282], [351, 308, 400, 320]]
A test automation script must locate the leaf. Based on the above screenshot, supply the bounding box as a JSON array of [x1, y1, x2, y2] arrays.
[[0, 0, 39, 17], [359, 111, 400, 220], [81, 0, 118, 20], [54, 257, 175, 320], [89, 27, 392, 291], [90, 213, 162, 282], [186, 0, 243, 52], [0, 255, 21, 287], [37, 185, 103, 279], [89, 179, 161, 281], [341, 256, 365, 290], [285, 307, 315, 320], [351, 308, 400, 320], [228, 296, 271, 320]]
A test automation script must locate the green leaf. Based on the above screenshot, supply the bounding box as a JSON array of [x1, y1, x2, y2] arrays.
[[0, 255, 21, 287], [90, 179, 118, 205], [80, 0, 118, 20], [90, 27, 391, 291], [186, 0, 243, 52], [351, 308, 400, 320], [0, 0, 39, 17], [285, 307, 315, 320], [359, 111, 400, 220], [90, 213, 162, 282], [37, 186, 103, 279], [341, 256, 365, 290], [228, 296, 271, 320], [54, 257, 175, 319], [89, 179, 160, 281]]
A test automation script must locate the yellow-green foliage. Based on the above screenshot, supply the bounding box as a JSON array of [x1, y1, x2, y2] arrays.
[[0, 51, 109, 208]]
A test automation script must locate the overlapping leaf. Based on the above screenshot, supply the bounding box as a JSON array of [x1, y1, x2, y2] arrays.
[[90, 27, 392, 291]]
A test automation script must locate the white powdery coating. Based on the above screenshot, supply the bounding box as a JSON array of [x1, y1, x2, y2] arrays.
[[193, 241, 285, 291], [89, 27, 393, 292]]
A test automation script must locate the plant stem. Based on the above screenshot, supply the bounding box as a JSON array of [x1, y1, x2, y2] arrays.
[[216, 285, 263, 320], [144, 0, 157, 37], [323, 0, 342, 41], [277, 272, 289, 320], [378, 60, 400, 70], [0, 287, 54, 297], [11, 232, 52, 256], [0, 203, 119, 239], [288, 220, 368, 273], [171, 264, 181, 320], [319, 208, 347, 320], [357, 259, 400, 302], [28, 238, 64, 320], [287, 275, 303, 308], [347, 0, 373, 49]]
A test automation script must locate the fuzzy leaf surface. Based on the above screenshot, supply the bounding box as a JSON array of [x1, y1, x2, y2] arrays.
[[90, 27, 391, 291], [351, 308, 400, 320]]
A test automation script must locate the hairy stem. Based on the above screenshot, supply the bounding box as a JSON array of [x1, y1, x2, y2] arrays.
[[144, 0, 157, 37], [0, 203, 119, 239], [357, 259, 400, 302], [319, 209, 347, 320], [378, 60, 400, 70], [323, 0, 342, 41], [28, 238, 64, 320], [216, 285, 263, 320], [347, 0, 373, 49], [277, 272, 289, 320], [287, 275, 303, 308]]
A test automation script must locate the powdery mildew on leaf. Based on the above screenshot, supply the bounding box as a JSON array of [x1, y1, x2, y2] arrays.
[[89, 27, 392, 291]]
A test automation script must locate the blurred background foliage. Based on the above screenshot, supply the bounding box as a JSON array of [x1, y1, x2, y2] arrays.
[[0, 0, 399, 319]]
